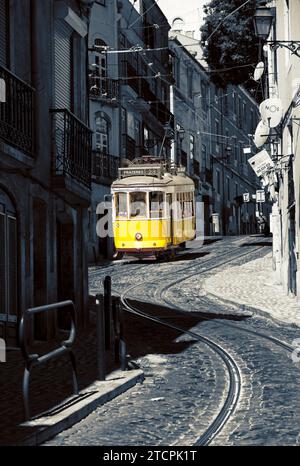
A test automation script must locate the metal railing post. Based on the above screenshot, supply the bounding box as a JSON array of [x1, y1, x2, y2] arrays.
[[113, 297, 127, 371], [19, 300, 78, 421], [96, 294, 106, 381], [103, 275, 112, 350]]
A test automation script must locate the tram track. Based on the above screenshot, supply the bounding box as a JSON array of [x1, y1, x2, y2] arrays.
[[92, 238, 292, 445], [117, 245, 268, 445]]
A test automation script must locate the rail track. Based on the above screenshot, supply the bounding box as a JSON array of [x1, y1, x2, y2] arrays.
[[117, 243, 269, 445], [93, 238, 293, 445]]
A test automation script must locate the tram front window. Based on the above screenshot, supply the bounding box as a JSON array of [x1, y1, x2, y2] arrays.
[[130, 192, 147, 218], [115, 192, 128, 218], [150, 192, 164, 218]]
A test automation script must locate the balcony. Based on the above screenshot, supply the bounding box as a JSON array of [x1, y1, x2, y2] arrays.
[[92, 151, 120, 185], [0, 65, 34, 156], [89, 76, 119, 106], [50, 109, 92, 206]]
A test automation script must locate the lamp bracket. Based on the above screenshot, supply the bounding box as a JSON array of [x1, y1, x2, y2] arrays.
[[267, 41, 300, 58]]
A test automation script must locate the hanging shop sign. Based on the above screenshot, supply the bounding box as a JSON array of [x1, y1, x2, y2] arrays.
[[256, 190, 266, 203], [248, 149, 274, 177]]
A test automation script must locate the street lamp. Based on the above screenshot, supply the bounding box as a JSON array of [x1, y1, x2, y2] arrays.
[[253, 6, 274, 41], [253, 5, 300, 57]]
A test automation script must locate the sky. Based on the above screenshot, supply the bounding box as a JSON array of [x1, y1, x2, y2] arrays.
[[158, 0, 207, 39]]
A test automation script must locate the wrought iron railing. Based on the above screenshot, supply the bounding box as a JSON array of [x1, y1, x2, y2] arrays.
[[89, 76, 119, 101], [50, 109, 92, 188], [92, 150, 120, 182], [0, 65, 34, 155]]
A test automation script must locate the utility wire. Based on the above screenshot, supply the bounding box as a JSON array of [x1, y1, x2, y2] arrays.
[[204, 0, 252, 43]]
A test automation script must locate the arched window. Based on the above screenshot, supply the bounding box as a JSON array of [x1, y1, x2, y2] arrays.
[[0, 189, 17, 342], [95, 112, 110, 153]]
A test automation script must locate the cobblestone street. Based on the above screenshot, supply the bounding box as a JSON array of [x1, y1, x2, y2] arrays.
[[45, 236, 300, 446]]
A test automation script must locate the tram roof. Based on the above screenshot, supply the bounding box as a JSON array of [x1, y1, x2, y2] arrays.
[[111, 174, 195, 189]]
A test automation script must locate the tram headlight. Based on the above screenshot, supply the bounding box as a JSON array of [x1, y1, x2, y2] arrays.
[[135, 232, 143, 241]]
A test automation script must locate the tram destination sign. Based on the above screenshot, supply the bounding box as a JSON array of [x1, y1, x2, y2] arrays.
[[119, 166, 163, 179]]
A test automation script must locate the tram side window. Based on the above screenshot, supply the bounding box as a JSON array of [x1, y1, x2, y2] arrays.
[[115, 193, 128, 217], [150, 192, 164, 218], [130, 192, 147, 218]]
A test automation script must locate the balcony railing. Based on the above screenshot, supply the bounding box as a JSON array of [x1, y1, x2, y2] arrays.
[[0, 65, 34, 156], [92, 150, 120, 183], [89, 76, 119, 102], [50, 109, 92, 188]]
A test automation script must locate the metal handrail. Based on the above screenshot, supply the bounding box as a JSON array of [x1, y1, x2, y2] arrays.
[[19, 300, 78, 421]]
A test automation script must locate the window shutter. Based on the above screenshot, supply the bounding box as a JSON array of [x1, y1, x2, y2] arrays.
[[0, 0, 8, 66], [54, 19, 72, 109]]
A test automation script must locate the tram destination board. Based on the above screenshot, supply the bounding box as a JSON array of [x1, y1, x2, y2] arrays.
[[118, 166, 163, 178]]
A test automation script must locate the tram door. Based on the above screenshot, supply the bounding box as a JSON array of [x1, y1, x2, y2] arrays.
[[167, 194, 173, 243]]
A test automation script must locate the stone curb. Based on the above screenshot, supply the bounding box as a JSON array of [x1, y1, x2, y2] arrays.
[[19, 369, 144, 446], [204, 287, 300, 329]]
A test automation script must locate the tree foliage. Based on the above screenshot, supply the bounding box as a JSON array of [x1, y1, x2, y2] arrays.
[[200, 0, 260, 90]]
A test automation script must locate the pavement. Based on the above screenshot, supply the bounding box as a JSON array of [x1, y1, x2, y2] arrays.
[[0, 316, 143, 446], [203, 251, 300, 327]]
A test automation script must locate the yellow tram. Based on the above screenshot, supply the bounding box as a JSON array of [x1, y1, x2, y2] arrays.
[[111, 158, 196, 259]]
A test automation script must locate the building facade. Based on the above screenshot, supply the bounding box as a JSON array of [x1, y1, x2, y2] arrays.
[[88, 0, 172, 262], [264, 0, 300, 296], [0, 0, 92, 345], [169, 29, 262, 237]]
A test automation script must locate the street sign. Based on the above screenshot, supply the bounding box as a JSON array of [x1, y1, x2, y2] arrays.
[[0, 78, 5, 103], [243, 193, 250, 203], [256, 189, 266, 203], [248, 149, 274, 177]]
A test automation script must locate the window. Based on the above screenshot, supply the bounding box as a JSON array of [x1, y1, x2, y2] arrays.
[[95, 112, 110, 153], [216, 170, 221, 194], [115, 193, 128, 218], [187, 68, 193, 99], [150, 192, 164, 218], [130, 192, 147, 218], [201, 81, 208, 111], [92, 38, 107, 96], [215, 120, 220, 146], [202, 143, 207, 169], [226, 177, 230, 201], [121, 107, 127, 134], [190, 134, 195, 160], [233, 92, 237, 115], [243, 102, 247, 124]]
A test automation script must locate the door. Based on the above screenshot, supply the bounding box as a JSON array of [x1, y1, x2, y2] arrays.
[[0, 190, 18, 346], [167, 193, 173, 244], [57, 219, 74, 329]]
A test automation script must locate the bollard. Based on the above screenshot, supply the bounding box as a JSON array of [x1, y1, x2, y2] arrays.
[[112, 297, 127, 371], [103, 276, 112, 350], [96, 294, 106, 381]]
